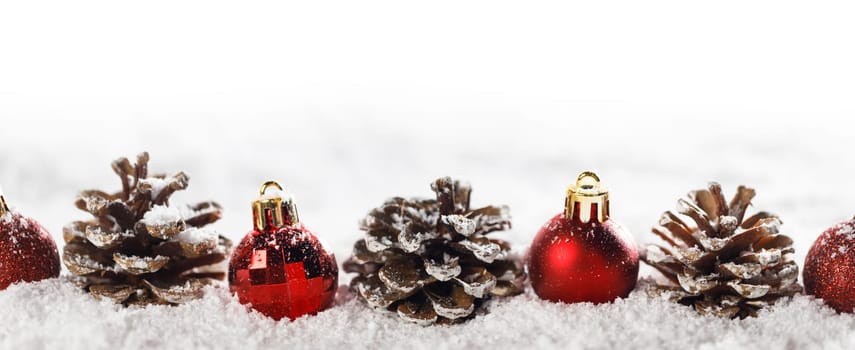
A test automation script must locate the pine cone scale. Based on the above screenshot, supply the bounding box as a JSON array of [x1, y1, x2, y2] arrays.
[[89, 283, 135, 303], [397, 299, 438, 325], [657, 213, 700, 247], [727, 186, 756, 223], [424, 283, 474, 320]]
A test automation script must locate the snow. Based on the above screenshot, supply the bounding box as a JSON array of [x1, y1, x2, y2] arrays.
[[179, 204, 222, 222], [2, 278, 855, 350], [173, 227, 217, 245], [138, 178, 172, 199], [257, 185, 294, 202], [835, 222, 855, 240], [142, 206, 220, 248], [141, 205, 182, 227], [114, 254, 168, 270], [3, 117, 855, 350], [63, 252, 114, 273], [442, 215, 476, 236], [1, 213, 37, 245]]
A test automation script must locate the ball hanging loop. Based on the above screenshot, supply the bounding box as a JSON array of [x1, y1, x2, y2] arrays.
[[564, 171, 610, 224], [576, 171, 601, 190], [252, 180, 300, 231], [260, 181, 283, 194]]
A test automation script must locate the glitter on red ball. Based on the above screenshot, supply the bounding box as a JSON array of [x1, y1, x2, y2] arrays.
[[804, 217, 855, 313], [0, 203, 61, 290], [526, 172, 639, 304], [228, 182, 338, 320], [229, 225, 338, 320], [528, 214, 638, 303]]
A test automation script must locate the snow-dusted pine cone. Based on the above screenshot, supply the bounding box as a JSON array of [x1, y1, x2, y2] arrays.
[[641, 182, 801, 319], [62, 152, 232, 306], [343, 177, 525, 325]]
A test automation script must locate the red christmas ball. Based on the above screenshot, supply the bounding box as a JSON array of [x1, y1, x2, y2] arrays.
[[804, 217, 855, 313], [0, 196, 61, 290], [528, 214, 638, 303], [527, 172, 639, 304], [228, 182, 338, 320]]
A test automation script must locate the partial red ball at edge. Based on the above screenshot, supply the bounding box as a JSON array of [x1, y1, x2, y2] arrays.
[[527, 213, 639, 304], [804, 218, 855, 313], [0, 213, 61, 290]]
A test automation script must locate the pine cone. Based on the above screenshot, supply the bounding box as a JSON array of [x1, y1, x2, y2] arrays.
[[343, 177, 525, 325], [62, 152, 232, 306], [640, 182, 801, 319]]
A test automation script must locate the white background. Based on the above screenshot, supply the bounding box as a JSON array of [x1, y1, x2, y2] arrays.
[[2, 1, 854, 117], [2, 1, 855, 349]]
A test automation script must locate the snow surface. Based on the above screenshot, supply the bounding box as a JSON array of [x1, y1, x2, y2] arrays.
[[141, 205, 182, 227], [2, 278, 854, 350], [138, 178, 172, 200], [173, 227, 217, 245]]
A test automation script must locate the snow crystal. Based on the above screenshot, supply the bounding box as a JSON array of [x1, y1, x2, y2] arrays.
[[442, 215, 476, 236], [114, 254, 168, 269], [63, 253, 115, 273], [754, 249, 782, 266], [364, 233, 393, 253], [257, 185, 294, 202], [399, 229, 434, 253], [173, 227, 217, 245], [63, 222, 86, 239], [141, 205, 182, 226], [836, 222, 855, 240], [179, 203, 221, 220], [0, 213, 39, 244], [727, 282, 771, 299], [287, 228, 311, 245], [456, 275, 496, 298], [457, 239, 500, 263], [424, 254, 461, 281], [719, 215, 737, 230], [138, 177, 172, 198]]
